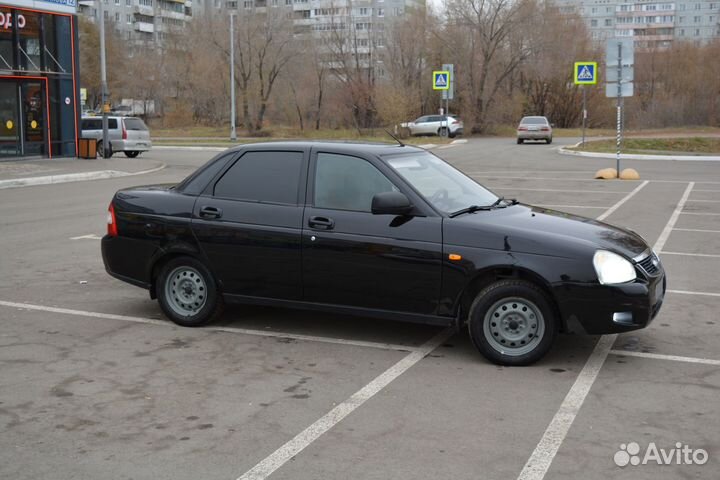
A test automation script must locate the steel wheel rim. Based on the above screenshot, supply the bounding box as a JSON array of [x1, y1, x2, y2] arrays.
[[483, 297, 545, 357], [164, 266, 207, 317]]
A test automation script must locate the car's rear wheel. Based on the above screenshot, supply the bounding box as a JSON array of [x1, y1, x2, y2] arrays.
[[438, 127, 449, 137], [546, 137, 553, 144], [157, 256, 223, 327], [97, 140, 113, 158], [517, 138, 523, 144], [124, 151, 140, 158], [468, 280, 557, 366]]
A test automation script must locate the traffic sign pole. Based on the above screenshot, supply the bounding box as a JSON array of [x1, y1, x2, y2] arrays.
[[616, 42, 622, 178], [582, 86, 587, 147]]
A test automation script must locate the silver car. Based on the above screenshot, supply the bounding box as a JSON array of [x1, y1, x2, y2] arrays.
[[402, 115, 464, 138], [81, 116, 152, 158], [517, 116, 552, 144]]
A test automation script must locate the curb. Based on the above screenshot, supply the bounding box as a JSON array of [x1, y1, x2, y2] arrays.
[[0, 163, 166, 190], [559, 142, 720, 161], [153, 145, 228, 152]]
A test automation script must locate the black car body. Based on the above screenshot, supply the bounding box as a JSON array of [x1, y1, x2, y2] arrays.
[[102, 142, 665, 365]]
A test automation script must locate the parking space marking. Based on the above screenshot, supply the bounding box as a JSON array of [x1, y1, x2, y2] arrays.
[[516, 335, 617, 480], [70, 234, 102, 240], [0, 300, 419, 353], [661, 251, 720, 258], [681, 212, 720, 216], [686, 199, 720, 203], [609, 350, 720, 366], [674, 228, 720, 234], [595, 180, 649, 221], [667, 289, 720, 298], [516, 179, 672, 480], [236, 328, 454, 480], [654, 182, 694, 253], [694, 189, 720, 193]]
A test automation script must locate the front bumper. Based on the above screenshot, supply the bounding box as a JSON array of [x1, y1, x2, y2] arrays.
[[555, 272, 666, 335]]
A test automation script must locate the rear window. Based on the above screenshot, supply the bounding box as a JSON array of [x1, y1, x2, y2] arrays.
[[521, 117, 548, 125], [123, 118, 148, 131]]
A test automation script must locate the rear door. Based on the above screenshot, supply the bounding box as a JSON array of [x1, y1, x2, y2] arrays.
[[301, 149, 443, 316], [191, 148, 309, 299]]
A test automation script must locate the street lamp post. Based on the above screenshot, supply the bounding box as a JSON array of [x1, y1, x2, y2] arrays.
[[98, 0, 110, 158], [229, 11, 237, 142]]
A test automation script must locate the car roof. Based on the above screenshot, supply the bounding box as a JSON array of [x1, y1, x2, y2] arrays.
[[228, 140, 426, 157], [520, 116, 549, 120]]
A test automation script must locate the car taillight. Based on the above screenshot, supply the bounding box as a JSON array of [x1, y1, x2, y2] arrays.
[[451, 120, 458, 125], [122, 122, 127, 140], [518, 126, 528, 131], [107, 203, 118, 237], [541, 126, 550, 131]]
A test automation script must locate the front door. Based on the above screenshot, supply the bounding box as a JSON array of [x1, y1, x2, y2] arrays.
[[302, 151, 443, 316], [0, 78, 47, 158]]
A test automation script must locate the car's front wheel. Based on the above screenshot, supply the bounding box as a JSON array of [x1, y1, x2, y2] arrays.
[[468, 280, 557, 366], [124, 151, 140, 158], [157, 256, 224, 327], [97, 140, 113, 158]]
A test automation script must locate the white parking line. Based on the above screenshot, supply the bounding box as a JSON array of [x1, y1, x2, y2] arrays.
[[661, 251, 720, 258], [236, 328, 454, 480], [686, 199, 720, 203], [667, 289, 720, 298], [70, 234, 102, 240], [0, 300, 419, 353], [654, 182, 695, 253], [516, 180, 676, 480], [673, 228, 720, 234], [609, 350, 720, 366], [681, 212, 720, 215], [694, 189, 720, 193]]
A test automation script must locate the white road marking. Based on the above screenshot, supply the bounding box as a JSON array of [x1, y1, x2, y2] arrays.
[[491, 187, 629, 194], [667, 289, 720, 298], [610, 350, 720, 366], [516, 180, 677, 480], [661, 251, 720, 258], [535, 204, 609, 209], [686, 199, 720, 203], [0, 300, 418, 353], [516, 335, 617, 480], [654, 182, 694, 253], [468, 175, 643, 183], [70, 234, 102, 240], [595, 180, 649, 221], [236, 328, 454, 480], [693, 189, 720, 193], [681, 212, 720, 216], [673, 228, 720, 234]]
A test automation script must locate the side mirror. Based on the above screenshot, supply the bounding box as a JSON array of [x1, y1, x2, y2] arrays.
[[371, 191, 414, 216]]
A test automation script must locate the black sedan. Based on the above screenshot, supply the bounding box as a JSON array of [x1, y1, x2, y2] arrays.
[[101, 141, 665, 365]]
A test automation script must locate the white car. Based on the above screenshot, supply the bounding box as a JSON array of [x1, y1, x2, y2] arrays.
[[517, 116, 553, 144], [401, 115, 463, 138]]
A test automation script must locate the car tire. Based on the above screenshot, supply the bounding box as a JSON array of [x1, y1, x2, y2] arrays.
[[97, 140, 113, 158], [156, 256, 224, 327], [124, 151, 140, 158], [546, 137, 553, 144], [468, 279, 557, 366], [438, 127, 448, 137], [517, 138, 523, 144]]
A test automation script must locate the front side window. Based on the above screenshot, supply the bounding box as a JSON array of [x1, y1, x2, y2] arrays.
[[314, 153, 396, 212], [214, 151, 303, 204], [385, 152, 498, 214]]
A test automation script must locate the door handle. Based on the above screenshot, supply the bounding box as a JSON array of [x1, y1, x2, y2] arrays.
[[308, 216, 334, 230], [199, 206, 222, 219]]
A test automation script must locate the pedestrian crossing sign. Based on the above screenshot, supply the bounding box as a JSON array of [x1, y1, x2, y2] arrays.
[[574, 62, 597, 85], [433, 71, 450, 90]]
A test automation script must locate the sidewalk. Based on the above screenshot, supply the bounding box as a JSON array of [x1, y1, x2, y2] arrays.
[[0, 157, 165, 189]]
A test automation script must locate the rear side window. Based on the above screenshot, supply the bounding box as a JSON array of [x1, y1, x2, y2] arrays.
[[314, 153, 396, 212], [81, 119, 102, 130], [124, 118, 148, 131], [180, 153, 235, 195], [108, 119, 118, 129], [213, 151, 303, 204]]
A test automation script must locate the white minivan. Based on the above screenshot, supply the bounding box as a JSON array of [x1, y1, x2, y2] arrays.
[[81, 116, 152, 158]]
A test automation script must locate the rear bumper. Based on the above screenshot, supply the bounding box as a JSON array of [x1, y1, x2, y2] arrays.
[[102, 235, 153, 290], [114, 139, 152, 152], [518, 131, 551, 140], [555, 274, 666, 335]]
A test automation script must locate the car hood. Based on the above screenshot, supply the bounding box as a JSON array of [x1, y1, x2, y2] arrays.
[[444, 203, 648, 260]]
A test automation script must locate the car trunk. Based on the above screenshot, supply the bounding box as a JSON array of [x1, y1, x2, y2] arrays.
[[123, 118, 151, 142]]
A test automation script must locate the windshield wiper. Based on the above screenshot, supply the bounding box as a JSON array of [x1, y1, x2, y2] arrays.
[[449, 197, 518, 218]]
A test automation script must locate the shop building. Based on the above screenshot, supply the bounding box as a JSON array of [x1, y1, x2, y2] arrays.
[[0, 0, 79, 159]]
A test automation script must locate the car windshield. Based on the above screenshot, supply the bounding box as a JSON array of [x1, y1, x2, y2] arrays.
[[521, 117, 547, 125], [384, 151, 498, 214]]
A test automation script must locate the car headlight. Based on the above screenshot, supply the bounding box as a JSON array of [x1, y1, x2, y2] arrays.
[[593, 250, 637, 285]]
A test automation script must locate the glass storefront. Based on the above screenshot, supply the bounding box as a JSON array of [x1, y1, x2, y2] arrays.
[[0, 5, 79, 159]]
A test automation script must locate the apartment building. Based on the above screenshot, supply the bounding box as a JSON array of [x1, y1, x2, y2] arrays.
[[554, 0, 720, 49]]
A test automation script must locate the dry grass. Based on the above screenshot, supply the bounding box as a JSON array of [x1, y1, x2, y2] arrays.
[[568, 137, 720, 155]]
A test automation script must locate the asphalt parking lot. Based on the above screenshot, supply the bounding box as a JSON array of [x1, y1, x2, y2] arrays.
[[1, 138, 718, 480]]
